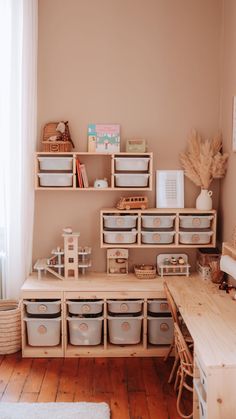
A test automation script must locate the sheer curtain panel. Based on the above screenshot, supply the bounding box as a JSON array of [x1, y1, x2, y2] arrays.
[[0, 0, 38, 298]]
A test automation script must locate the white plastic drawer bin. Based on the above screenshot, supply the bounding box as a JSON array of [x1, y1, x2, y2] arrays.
[[142, 215, 175, 229], [141, 231, 175, 244], [148, 317, 173, 345], [148, 299, 170, 314], [38, 173, 73, 187], [67, 317, 103, 345], [108, 316, 143, 344], [107, 300, 143, 314], [179, 231, 213, 245], [194, 379, 207, 419], [114, 174, 149, 187], [24, 317, 61, 346], [24, 300, 61, 316], [103, 230, 137, 244], [67, 300, 103, 316], [38, 157, 73, 171], [103, 215, 137, 229], [114, 157, 149, 172], [179, 215, 213, 229]]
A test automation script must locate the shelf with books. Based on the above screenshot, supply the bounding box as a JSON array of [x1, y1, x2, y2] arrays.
[[35, 152, 153, 191]]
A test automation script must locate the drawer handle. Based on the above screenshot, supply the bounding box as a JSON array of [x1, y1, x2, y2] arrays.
[[79, 323, 88, 332], [153, 233, 160, 242], [82, 304, 91, 313], [192, 217, 201, 227], [192, 234, 200, 243], [116, 217, 125, 227], [160, 323, 169, 332], [116, 233, 124, 243], [160, 303, 169, 311], [38, 305, 47, 313], [121, 321, 130, 331], [153, 218, 161, 227], [120, 303, 128, 312], [38, 325, 47, 335]]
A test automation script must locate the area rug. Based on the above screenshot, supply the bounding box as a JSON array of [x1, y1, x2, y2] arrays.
[[0, 402, 110, 419]]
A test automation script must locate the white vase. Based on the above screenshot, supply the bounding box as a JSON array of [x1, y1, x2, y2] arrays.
[[196, 189, 213, 210]]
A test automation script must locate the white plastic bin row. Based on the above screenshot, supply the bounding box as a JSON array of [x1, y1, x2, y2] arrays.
[[107, 300, 143, 314], [67, 317, 103, 346], [38, 157, 73, 171], [141, 231, 175, 244], [148, 317, 174, 345], [67, 300, 103, 316], [179, 231, 213, 245], [142, 215, 175, 229], [103, 230, 137, 244], [108, 316, 143, 344], [114, 157, 150, 172], [24, 300, 61, 317], [24, 317, 61, 346], [179, 215, 213, 229], [114, 174, 149, 187], [38, 173, 73, 187], [103, 215, 138, 229]]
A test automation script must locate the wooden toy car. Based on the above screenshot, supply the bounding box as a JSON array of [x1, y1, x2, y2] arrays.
[[116, 196, 148, 210]]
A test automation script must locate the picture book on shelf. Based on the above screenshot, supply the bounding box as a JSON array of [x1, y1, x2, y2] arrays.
[[88, 124, 120, 153]]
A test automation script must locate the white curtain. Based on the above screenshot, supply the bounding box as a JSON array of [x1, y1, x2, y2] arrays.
[[0, 0, 38, 299]]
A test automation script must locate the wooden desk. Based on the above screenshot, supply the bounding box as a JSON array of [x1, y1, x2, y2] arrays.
[[166, 276, 236, 419]]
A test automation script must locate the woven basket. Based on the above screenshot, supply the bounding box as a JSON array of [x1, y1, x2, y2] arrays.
[[0, 300, 21, 354], [134, 265, 156, 279], [42, 122, 73, 152]]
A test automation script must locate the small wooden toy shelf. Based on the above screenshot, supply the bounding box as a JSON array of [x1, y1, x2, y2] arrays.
[[35, 151, 153, 191]]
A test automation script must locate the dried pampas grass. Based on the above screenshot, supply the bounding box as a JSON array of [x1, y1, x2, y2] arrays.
[[180, 130, 228, 189]]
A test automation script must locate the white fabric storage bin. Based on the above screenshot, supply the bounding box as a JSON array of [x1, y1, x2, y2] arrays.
[[114, 157, 149, 171], [148, 299, 170, 314], [67, 300, 103, 315], [24, 300, 61, 316], [103, 230, 137, 244], [179, 231, 213, 245], [108, 316, 143, 344], [24, 317, 61, 346], [142, 215, 175, 229], [67, 317, 103, 346], [38, 173, 73, 187], [141, 231, 175, 244], [38, 157, 73, 171], [148, 317, 173, 345], [103, 215, 137, 229], [194, 379, 207, 419], [179, 215, 213, 229], [114, 174, 149, 187], [107, 300, 143, 314]]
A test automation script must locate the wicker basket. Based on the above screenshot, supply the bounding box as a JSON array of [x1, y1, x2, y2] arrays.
[[0, 300, 21, 354], [42, 122, 73, 152], [134, 265, 156, 279]]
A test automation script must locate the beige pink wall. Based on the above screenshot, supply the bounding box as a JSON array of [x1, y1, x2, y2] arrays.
[[220, 0, 236, 242], [34, 0, 222, 271]]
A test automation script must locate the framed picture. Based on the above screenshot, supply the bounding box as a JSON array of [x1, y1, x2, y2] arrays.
[[232, 96, 236, 151], [156, 170, 184, 208], [88, 124, 120, 153]]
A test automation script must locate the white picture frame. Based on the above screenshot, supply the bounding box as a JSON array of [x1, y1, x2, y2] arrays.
[[156, 170, 184, 208], [232, 96, 236, 152]]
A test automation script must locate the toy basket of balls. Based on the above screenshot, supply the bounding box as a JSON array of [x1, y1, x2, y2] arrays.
[[134, 264, 156, 279]]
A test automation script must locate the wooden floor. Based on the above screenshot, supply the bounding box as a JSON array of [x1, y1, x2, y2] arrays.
[[0, 353, 192, 419]]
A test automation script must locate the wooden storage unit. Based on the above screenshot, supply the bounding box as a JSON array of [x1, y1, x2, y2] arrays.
[[100, 208, 217, 248], [35, 152, 153, 191], [21, 272, 172, 358]]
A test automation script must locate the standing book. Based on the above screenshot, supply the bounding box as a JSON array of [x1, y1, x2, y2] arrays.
[[80, 164, 89, 188], [76, 159, 84, 188]]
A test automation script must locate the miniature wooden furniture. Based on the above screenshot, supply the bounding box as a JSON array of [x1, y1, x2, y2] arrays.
[[174, 322, 193, 418], [35, 152, 153, 190], [107, 249, 128, 275]]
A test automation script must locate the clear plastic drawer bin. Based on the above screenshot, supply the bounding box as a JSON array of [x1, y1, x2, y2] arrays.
[[67, 317, 103, 346], [179, 215, 213, 229], [103, 230, 137, 244], [141, 231, 175, 244], [108, 316, 143, 344], [148, 317, 173, 345], [24, 300, 61, 317], [114, 157, 149, 172], [107, 300, 143, 314], [142, 215, 175, 229], [38, 173, 73, 187], [38, 157, 73, 171], [24, 317, 61, 346], [103, 215, 137, 229], [67, 300, 103, 316]]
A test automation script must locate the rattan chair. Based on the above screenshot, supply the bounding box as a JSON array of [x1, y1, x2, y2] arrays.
[[163, 282, 193, 384], [174, 322, 193, 418]]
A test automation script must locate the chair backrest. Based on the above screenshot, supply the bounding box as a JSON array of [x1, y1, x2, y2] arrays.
[[174, 322, 193, 377], [163, 281, 179, 325]]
